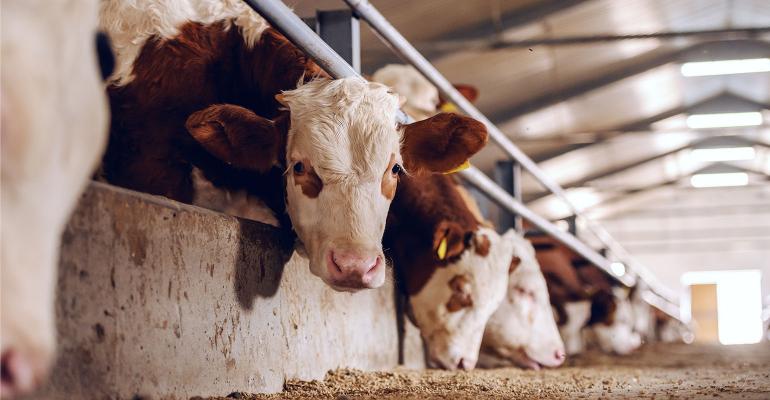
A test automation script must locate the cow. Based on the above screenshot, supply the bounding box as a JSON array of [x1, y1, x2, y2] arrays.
[[527, 233, 592, 355], [629, 283, 655, 341], [654, 308, 692, 343], [1, 0, 110, 396], [384, 173, 516, 370], [529, 233, 641, 355], [372, 64, 478, 121], [98, 0, 488, 291], [479, 233, 566, 370]]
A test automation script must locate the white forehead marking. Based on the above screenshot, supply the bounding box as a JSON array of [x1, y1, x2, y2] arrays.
[[282, 77, 402, 183]]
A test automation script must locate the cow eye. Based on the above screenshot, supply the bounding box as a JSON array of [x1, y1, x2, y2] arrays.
[[391, 163, 403, 175], [293, 161, 305, 175]]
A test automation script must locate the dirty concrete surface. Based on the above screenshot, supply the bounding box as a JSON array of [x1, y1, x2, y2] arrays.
[[204, 343, 770, 399]]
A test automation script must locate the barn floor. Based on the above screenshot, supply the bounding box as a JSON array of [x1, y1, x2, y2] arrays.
[[204, 343, 770, 399]]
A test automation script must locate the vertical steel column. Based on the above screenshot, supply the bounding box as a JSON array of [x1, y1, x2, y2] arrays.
[[565, 215, 577, 236], [301, 10, 361, 73], [317, 10, 360, 73], [493, 160, 523, 233], [511, 162, 523, 233]]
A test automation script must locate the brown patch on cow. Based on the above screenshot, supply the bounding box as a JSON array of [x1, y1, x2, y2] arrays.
[[509, 256, 522, 274], [102, 20, 326, 212], [400, 113, 488, 175], [293, 159, 323, 198], [473, 233, 490, 256], [446, 274, 473, 312], [454, 183, 487, 225], [531, 233, 621, 327], [589, 289, 618, 326], [381, 153, 398, 200], [384, 174, 479, 295]]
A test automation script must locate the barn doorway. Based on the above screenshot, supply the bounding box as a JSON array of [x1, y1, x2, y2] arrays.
[[681, 270, 763, 345]]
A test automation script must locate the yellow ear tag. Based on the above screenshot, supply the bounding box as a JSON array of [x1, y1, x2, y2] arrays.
[[437, 237, 448, 260], [444, 160, 471, 174], [440, 102, 458, 113]]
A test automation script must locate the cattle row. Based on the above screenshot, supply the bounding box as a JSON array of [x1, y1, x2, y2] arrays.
[[0, 0, 686, 397]]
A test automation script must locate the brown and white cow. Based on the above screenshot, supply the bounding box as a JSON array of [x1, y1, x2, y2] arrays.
[[530, 233, 641, 355], [479, 233, 566, 370], [1, 0, 110, 396], [99, 0, 488, 291], [384, 174, 515, 370], [372, 64, 479, 122]]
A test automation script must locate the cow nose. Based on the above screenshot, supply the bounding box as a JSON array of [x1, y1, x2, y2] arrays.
[[554, 350, 566, 366], [1, 349, 49, 397], [328, 249, 381, 289]]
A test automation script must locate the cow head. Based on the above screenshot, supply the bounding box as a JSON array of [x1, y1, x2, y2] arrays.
[[409, 227, 514, 370], [591, 287, 642, 355], [480, 232, 566, 370], [372, 64, 439, 121], [372, 63, 479, 121], [1, 0, 109, 396], [558, 300, 592, 355], [186, 77, 487, 291]]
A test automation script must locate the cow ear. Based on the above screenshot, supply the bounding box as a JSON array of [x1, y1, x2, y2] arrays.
[[438, 84, 479, 111], [401, 113, 488, 175], [185, 104, 285, 172], [433, 220, 468, 261]]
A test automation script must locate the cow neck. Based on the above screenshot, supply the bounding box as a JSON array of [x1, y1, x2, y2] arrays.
[[385, 173, 479, 296]]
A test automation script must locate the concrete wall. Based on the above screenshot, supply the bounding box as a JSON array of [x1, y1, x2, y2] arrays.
[[34, 182, 419, 399]]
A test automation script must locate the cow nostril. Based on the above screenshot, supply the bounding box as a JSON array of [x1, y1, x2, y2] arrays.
[[1, 350, 37, 395], [555, 350, 566, 360], [330, 253, 343, 274], [457, 358, 465, 370], [366, 257, 380, 275], [1, 356, 12, 386]]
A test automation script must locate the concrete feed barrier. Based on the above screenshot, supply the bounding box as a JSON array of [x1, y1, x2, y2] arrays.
[[34, 182, 404, 399]]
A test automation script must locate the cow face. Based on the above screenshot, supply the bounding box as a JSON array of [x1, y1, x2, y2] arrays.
[[186, 77, 487, 291], [480, 232, 565, 370], [1, 0, 109, 396], [592, 288, 642, 355], [558, 300, 592, 355], [409, 227, 514, 370]]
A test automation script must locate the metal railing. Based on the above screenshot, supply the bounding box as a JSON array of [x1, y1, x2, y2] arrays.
[[242, 0, 682, 320]]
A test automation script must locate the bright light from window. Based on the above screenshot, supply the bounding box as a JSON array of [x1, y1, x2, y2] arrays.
[[681, 58, 770, 77], [681, 270, 763, 345], [610, 262, 626, 277], [690, 147, 756, 162], [690, 172, 749, 188], [686, 112, 763, 129]]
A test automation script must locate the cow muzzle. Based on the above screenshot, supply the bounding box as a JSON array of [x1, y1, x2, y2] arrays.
[[0, 347, 52, 398], [325, 246, 384, 291]]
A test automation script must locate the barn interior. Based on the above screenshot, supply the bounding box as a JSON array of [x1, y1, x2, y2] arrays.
[[19, 0, 770, 399]]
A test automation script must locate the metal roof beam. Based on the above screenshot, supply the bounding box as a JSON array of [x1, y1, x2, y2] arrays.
[[526, 137, 770, 201], [491, 40, 770, 125], [421, 0, 590, 59], [526, 92, 770, 163]]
